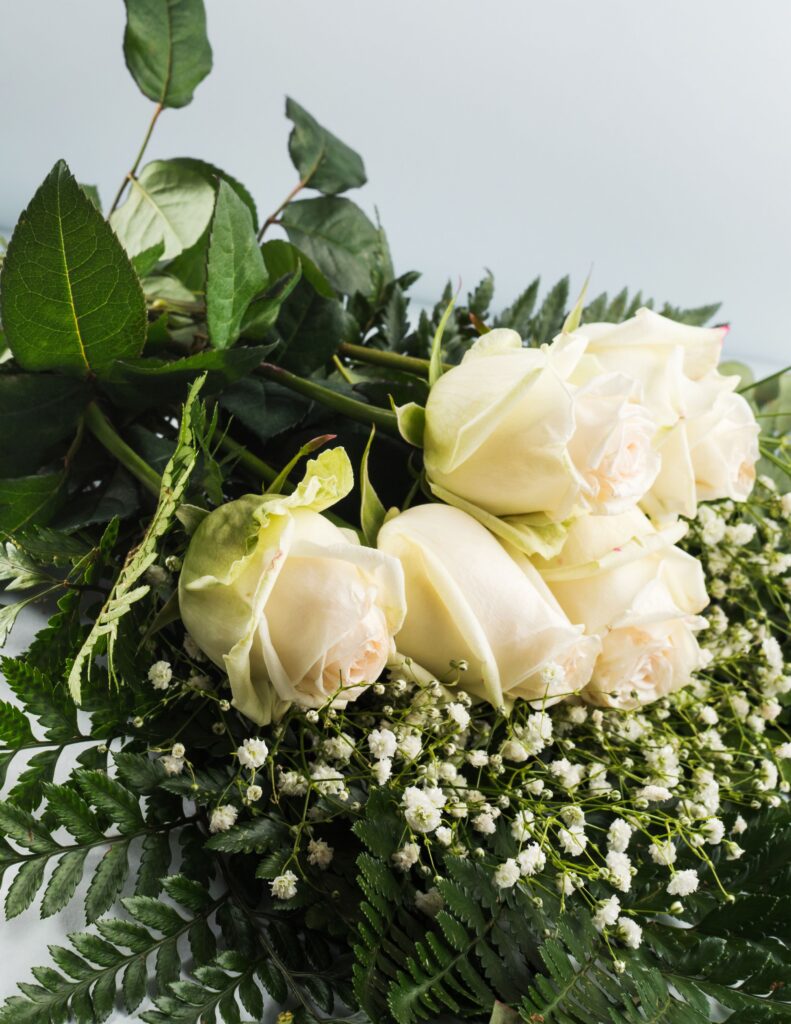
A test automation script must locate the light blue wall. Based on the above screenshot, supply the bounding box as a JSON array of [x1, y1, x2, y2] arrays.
[[1, 0, 789, 369]]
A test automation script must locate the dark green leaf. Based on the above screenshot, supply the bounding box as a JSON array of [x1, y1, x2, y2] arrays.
[[42, 784, 103, 844], [5, 858, 46, 918], [85, 842, 130, 922], [76, 771, 144, 833], [135, 831, 171, 897], [0, 700, 34, 745], [123, 956, 148, 1011], [0, 161, 146, 375], [206, 180, 269, 350], [111, 159, 215, 260], [0, 374, 88, 477], [281, 196, 392, 297], [219, 377, 307, 442], [286, 96, 366, 195], [123, 0, 212, 108], [262, 238, 334, 298], [0, 473, 63, 533], [274, 278, 346, 374], [41, 849, 88, 918]]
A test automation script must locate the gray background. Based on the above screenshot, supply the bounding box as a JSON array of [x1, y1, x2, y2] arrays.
[[1, 0, 790, 369]]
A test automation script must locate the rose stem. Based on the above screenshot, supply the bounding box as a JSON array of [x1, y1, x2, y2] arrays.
[[258, 363, 401, 436], [337, 342, 432, 375], [107, 102, 165, 217], [84, 402, 163, 497]]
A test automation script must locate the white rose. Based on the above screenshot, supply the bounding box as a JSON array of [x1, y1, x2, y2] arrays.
[[377, 503, 599, 709], [576, 309, 758, 517], [576, 308, 727, 425], [179, 450, 405, 724], [422, 330, 658, 555], [642, 373, 759, 519], [533, 508, 709, 709]]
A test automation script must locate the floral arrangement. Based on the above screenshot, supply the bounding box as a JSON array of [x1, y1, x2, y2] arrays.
[[0, 3, 789, 1023]]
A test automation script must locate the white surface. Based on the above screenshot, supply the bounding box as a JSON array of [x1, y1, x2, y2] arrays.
[[1, 0, 791, 369]]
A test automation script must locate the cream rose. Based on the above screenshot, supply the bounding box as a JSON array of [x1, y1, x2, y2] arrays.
[[178, 450, 406, 724], [377, 503, 599, 709], [533, 508, 709, 709], [422, 330, 659, 555], [575, 309, 759, 517]]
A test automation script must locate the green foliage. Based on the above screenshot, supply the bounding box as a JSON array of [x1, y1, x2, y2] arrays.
[[281, 196, 393, 298], [0, 473, 63, 536], [0, 374, 88, 477], [110, 159, 215, 260], [0, 161, 146, 375], [123, 0, 212, 109], [286, 96, 367, 195], [68, 378, 206, 701], [273, 278, 348, 374], [206, 180, 269, 350]]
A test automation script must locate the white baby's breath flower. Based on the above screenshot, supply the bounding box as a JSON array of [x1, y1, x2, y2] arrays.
[[278, 770, 308, 796], [402, 787, 443, 833], [607, 818, 633, 853], [434, 826, 453, 846], [246, 784, 263, 802], [310, 764, 345, 796], [237, 737, 269, 770], [397, 731, 422, 760], [511, 809, 535, 841], [368, 728, 398, 760], [209, 804, 238, 833], [374, 757, 393, 784], [415, 887, 444, 916], [593, 895, 620, 931], [148, 660, 172, 690], [494, 858, 521, 889], [666, 869, 699, 897], [616, 916, 642, 949], [392, 842, 420, 871], [447, 702, 471, 730], [776, 742, 791, 759], [731, 814, 748, 834], [161, 755, 184, 776], [171, 743, 186, 759], [307, 838, 334, 869], [467, 750, 489, 768], [762, 636, 784, 674], [649, 841, 677, 866], [558, 825, 587, 856], [517, 843, 546, 876], [322, 733, 355, 762], [636, 785, 673, 803], [725, 841, 745, 860], [500, 739, 529, 762], [472, 812, 497, 835], [702, 818, 725, 845], [726, 523, 756, 545], [270, 871, 298, 900], [183, 633, 204, 660]]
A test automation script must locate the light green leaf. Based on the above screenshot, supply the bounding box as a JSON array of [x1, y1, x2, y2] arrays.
[[286, 96, 366, 195], [111, 159, 215, 260], [390, 399, 425, 448], [0, 161, 146, 375], [206, 180, 269, 350], [123, 0, 212, 108], [281, 196, 392, 297], [131, 240, 165, 277], [360, 426, 386, 546], [262, 237, 334, 297], [562, 270, 591, 334], [429, 294, 456, 387]]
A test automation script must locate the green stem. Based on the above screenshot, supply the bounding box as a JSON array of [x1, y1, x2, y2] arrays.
[[257, 169, 315, 241], [737, 363, 790, 394], [84, 403, 162, 497], [108, 102, 164, 216], [216, 433, 279, 484], [338, 341, 433, 375], [258, 363, 400, 435]]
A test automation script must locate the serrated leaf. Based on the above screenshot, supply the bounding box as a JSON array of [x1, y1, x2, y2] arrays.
[[123, 0, 212, 108], [125, 895, 186, 932], [0, 160, 146, 375], [281, 196, 392, 297], [274, 279, 346, 375], [41, 848, 88, 918], [0, 700, 35, 745], [85, 841, 130, 922], [162, 873, 213, 912], [76, 771, 144, 833], [0, 802, 57, 852], [111, 159, 215, 261], [205, 816, 287, 854], [206, 180, 269, 350], [123, 955, 148, 1011], [5, 857, 46, 918], [286, 96, 366, 195], [42, 784, 103, 844]]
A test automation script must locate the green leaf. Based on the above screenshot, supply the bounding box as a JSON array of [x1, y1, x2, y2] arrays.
[[206, 180, 269, 350], [390, 400, 425, 448], [101, 347, 267, 412], [41, 849, 88, 918], [205, 816, 287, 854], [0, 700, 34, 745], [274, 279, 346, 374], [281, 196, 392, 297], [218, 378, 307, 443], [5, 858, 46, 918], [0, 473, 63, 533], [42, 784, 103, 844], [429, 294, 456, 387], [262, 238, 334, 298], [123, 0, 212, 108], [80, 183, 101, 209], [85, 842, 130, 922], [76, 771, 144, 833], [111, 159, 215, 260], [286, 96, 366, 195], [131, 240, 166, 277], [360, 426, 386, 546], [0, 160, 146, 375], [0, 374, 88, 477]]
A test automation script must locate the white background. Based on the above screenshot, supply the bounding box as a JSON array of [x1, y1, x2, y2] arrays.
[[0, 0, 789, 1014], [1, 0, 790, 368]]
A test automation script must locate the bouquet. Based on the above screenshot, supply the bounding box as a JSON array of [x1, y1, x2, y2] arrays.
[[0, 3, 789, 1022]]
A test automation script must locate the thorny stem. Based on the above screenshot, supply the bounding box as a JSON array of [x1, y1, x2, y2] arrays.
[[108, 102, 165, 216]]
